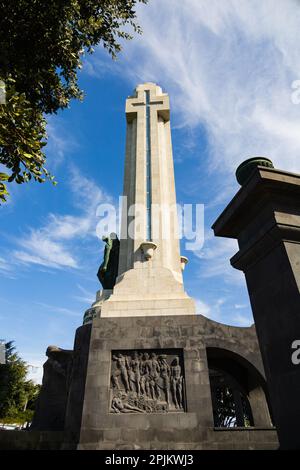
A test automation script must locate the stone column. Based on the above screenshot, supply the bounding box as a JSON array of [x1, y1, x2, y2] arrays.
[[248, 386, 272, 427], [98, 83, 195, 318], [212, 159, 300, 449], [119, 82, 181, 278]]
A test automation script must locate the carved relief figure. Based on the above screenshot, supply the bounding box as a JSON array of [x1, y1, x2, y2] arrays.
[[171, 356, 184, 409], [141, 352, 151, 398], [111, 352, 130, 392], [158, 354, 171, 405], [149, 352, 161, 399], [140, 374, 146, 396], [131, 351, 141, 395], [111, 392, 145, 413]]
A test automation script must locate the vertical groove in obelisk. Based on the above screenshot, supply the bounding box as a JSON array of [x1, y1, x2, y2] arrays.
[[127, 118, 137, 271], [119, 117, 137, 275], [145, 90, 152, 241]]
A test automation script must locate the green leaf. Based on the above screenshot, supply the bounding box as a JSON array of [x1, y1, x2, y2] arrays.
[[0, 172, 9, 181]]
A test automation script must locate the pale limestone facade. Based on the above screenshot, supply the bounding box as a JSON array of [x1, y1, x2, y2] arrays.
[[93, 83, 195, 317]]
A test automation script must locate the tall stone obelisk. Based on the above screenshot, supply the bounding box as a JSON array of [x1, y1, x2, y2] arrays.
[[95, 83, 195, 317]]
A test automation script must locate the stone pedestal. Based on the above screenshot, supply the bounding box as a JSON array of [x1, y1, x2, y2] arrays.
[[212, 165, 300, 449], [72, 315, 277, 450], [0, 314, 279, 450], [99, 266, 195, 317]]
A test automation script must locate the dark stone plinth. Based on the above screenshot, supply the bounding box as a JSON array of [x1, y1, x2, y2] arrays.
[[0, 430, 64, 451], [30, 324, 91, 448], [213, 165, 300, 449], [30, 346, 73, 431], [63, 323, 92, 448], [1, 313, 278, 450], [76, 314, 277, 450]]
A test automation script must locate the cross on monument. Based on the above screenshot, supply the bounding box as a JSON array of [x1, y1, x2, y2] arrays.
[[127, 86, 169, 241], [126, 82, 170, 122]]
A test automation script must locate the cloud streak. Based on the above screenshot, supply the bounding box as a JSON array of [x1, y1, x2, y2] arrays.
[[12, 167, 112, 270], [192, 230, 244, 285], [46, 116, 79, 170], [73, 284, 96, 304], [34, 301, 82, 317]]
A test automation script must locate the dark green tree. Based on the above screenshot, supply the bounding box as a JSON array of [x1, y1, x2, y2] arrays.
[[0, 341, 40, 424], [0, 0, 147, 202]]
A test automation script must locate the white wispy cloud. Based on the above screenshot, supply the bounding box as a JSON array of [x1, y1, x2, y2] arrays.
[[0, 256, 17, 279], [87, 0, 300, 176], [196, 296, 253, 326], [195, 298, 212, 317], [73, 284, 96, 304], [34, 301, 82, 318], [12, 166, 112, 269], [195, 296, 229, 323], [14, 238, 77, 269], [0, 257, 12, 272], [46, 116, 79, 169], [193, 230, 244, 285], [231, 312, 253, 327], [22, 353, 46, 385]]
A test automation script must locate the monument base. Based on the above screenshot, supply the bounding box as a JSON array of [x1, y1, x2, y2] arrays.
[[94, 266, 197, 317], [67, 314, 278, 450], [2, 314, 279, 450]]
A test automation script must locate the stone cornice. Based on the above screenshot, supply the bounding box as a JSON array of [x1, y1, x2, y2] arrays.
[[212, 166, 300, 239]]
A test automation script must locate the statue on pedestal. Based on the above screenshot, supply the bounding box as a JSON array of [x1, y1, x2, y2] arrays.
[[97, 233, 120, 289]]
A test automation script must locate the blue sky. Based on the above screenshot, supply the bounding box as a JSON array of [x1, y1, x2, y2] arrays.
[[1, 0, 300, 382]]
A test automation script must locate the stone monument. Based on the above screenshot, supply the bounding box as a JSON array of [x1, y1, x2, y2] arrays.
[[27, 84, 278, 451]]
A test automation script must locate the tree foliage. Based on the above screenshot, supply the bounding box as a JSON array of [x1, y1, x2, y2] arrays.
[[0, 341, 40, 424], [0, 0, 147, 202], [0, 78, 49, 203]]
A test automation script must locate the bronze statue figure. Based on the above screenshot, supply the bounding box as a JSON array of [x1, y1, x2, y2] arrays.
[[97, 233, 120, 289]]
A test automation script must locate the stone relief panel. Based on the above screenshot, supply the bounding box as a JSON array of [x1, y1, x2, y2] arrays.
[[110, 349, 186, 414]]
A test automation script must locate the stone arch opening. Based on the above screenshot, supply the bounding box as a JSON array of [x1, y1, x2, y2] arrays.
[[207, 347, 273, 428]]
